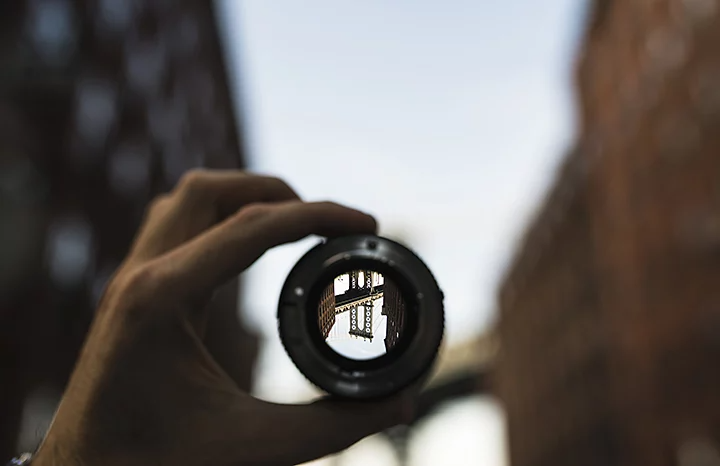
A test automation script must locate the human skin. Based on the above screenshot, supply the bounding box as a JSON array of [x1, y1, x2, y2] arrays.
[[32, 170, 417, 466]]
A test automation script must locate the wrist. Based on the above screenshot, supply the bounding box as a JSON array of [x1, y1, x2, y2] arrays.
[[31, 442, 75, 466], [31, 431, 102, 466], [32, 432, 155, 466], [6, 453, 32, 466]]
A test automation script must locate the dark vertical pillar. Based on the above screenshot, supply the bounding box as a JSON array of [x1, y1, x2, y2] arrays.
[[384, 277, 405, 351], [350, 306, 357, 335], [364, 303, 373, 339], [318, 281, 335, 339]]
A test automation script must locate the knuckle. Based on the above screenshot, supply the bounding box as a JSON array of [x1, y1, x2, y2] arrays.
[[267, 176, 293, 193], [314, 201, 343, 216], [177, 169, 211, 197], [232, 202, 274, 224], [147, 194, 171, 214], [114, 264, 167, 307], [318, 201, 341, 209], [97, 260, 183, 326]]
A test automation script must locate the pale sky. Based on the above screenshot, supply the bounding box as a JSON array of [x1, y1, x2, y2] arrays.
[[215, 1, 589, 464]]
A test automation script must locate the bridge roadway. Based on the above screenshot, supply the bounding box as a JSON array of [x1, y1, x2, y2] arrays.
[[334, 283, 384, 314], [334, 291, 384, 314]]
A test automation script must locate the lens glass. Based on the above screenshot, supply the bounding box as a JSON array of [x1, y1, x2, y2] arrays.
[[317, 269, 407, 361]]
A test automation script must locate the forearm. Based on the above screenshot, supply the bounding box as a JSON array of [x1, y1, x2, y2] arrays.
[[33, 439, 148, 466]]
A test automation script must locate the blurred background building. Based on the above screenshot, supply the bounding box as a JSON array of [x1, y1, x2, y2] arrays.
[[0, 0, 259, 460], [496, 1, 720, 466]]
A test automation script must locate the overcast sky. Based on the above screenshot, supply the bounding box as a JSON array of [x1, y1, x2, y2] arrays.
[[216, 1, 588, 464]]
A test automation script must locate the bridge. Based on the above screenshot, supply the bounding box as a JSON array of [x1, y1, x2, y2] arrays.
[[331, 272, 384, 340]]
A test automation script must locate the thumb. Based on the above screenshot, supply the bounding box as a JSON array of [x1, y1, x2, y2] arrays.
[[205, 393, 416, 465]]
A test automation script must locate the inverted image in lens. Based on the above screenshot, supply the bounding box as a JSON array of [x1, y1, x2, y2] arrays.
[[317, 270, 407, 361]]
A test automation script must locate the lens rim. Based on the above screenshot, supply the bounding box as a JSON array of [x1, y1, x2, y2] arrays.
[[278, 234, 444, 399]]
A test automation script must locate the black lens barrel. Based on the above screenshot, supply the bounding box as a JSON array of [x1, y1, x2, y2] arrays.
[[278, 235, 445, 399]]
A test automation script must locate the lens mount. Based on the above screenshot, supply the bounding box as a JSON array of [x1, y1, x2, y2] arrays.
[[278, 234, 444, 399]]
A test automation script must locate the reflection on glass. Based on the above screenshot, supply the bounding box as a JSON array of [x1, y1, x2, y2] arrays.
[[317, 270, 407, 360]]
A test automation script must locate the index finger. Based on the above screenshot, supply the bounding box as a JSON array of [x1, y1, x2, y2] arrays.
[[161, 200, 378, 299], [173, 170, 301, 218], [131, 171, 301, 260]]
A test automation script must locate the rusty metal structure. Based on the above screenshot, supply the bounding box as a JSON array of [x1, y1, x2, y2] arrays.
[[496, 1, 720, 465], [0, 0, 257, 459], [318, 282, 336, 339]]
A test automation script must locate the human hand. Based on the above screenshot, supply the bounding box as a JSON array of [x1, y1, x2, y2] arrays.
[[33, 171, 419, 466]]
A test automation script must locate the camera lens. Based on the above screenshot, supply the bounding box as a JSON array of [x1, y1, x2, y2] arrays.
[[278, 235, 444, 399]]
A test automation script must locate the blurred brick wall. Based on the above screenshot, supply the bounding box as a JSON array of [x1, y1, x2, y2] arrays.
[[496, 150, 613, 466], [0, 0, 257, 459], [497, 1, 720, 465]]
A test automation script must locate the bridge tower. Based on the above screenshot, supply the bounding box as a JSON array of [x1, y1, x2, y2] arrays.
[[335, 270, 378, 340], [349, 302, 374, 340], [349, 270, 357, 290], [348, 270, 372, 291], [364, 270, 373, 290]]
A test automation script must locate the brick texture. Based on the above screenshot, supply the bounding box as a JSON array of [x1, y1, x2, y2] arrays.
[[496, 1, 720, 465]]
